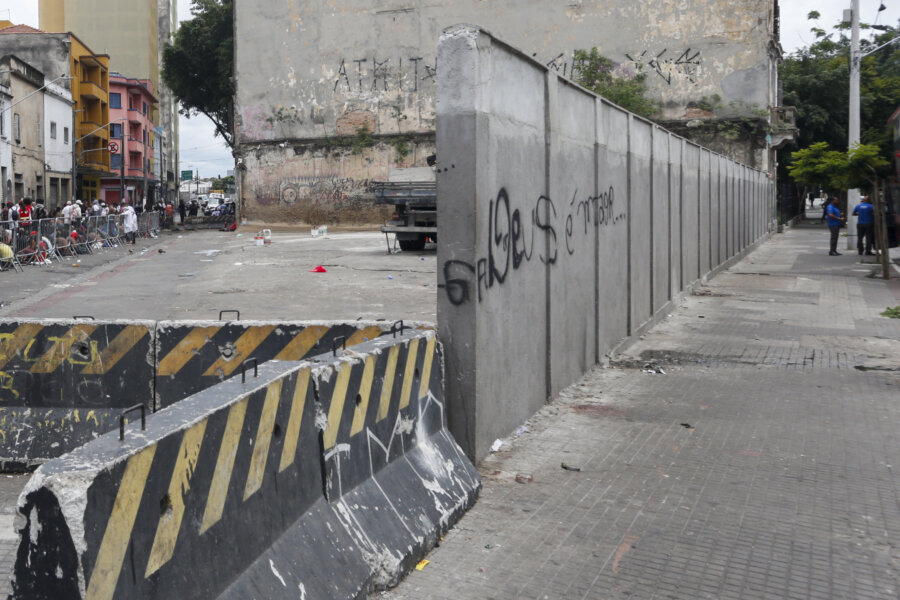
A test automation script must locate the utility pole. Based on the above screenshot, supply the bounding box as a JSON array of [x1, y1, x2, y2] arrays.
[[846, 0, 861, 250]]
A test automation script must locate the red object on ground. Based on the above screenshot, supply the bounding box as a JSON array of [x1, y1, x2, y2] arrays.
[[309, 265, 327, 273]]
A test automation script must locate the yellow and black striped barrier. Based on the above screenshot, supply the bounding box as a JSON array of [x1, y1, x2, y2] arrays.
[[0, 318, 155, 469], [155, 320, 390, 408], [9, 329, 481, 600]]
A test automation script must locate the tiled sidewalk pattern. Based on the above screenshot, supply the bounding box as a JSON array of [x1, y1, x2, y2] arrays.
[[379, 228, 900, 600]]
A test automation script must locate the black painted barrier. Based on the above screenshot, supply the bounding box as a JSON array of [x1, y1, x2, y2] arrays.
[[0, 319, 411, 469], [0, 319, 155, 470], [9, 330, 480, 599], [154, 320, 390, 409]]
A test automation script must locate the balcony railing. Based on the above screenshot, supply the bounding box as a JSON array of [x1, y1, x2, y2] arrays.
[[769, 106, 799, 149]]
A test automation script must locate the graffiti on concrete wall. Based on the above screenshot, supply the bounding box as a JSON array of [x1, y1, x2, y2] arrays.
[[624, 49, 701, 85], [333, 55, 437, 94], [439, 186, 625, 306], [275, 176, 375, 207]]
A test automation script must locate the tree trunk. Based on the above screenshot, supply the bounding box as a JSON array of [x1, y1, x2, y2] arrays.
[[873, 180, 890, 280]]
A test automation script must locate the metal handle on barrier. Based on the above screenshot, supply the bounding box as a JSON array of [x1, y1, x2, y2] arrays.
[[119, 404, 146, 441], [390, 320, 405, 337], [73, 315, 95, 320], [332, 336, 346, 356], [219, 310, 241, 321], [242, 358, 258, 383]]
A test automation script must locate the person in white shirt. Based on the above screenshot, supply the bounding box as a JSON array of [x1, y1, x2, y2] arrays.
[[121, 201, 138, 244], [61, 201, 73, 224]]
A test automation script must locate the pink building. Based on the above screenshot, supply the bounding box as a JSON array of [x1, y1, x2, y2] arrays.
[[101, 73, 157, 207]]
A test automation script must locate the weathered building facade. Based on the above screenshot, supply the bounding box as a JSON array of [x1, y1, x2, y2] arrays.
[[1, 55, 47, 203], [235, 0, 793, 222], [39, 0, 180, 203]]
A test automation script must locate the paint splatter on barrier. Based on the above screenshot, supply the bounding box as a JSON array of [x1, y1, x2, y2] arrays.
[[9, 330, 480, 599]]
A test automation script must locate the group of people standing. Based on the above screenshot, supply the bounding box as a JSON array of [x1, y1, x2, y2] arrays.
[[824, 196, 877, 256]]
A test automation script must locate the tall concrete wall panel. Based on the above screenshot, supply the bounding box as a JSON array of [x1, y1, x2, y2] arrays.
[[629, 118, 653, 330], [718, 155, 728, 265], [669, 138, 683, 300], [681, 144, 700, 288], [596, 103, 631, 353], [699, 149, 712, 276], [709, 155, 721, 268], [437, 27, 773, 459], [651, 127, 670, 314], [549, 79, 600, 396]]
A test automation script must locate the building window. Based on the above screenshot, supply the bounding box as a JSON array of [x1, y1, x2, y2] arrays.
[[142, 101, 148, 115], [0, 111, 4, 138], [50, 121, 57, 139], [110, 93, 121, 109], [13, 113, 20, 143], [37, 118, 41, 146], [111, 123, 123, 138], [111, 154, 122, 169], [64, 126, 69, 144]]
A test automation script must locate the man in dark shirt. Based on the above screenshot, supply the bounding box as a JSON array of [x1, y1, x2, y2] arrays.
[[826, 197, 845, 256], [851, 196, 875, 255]]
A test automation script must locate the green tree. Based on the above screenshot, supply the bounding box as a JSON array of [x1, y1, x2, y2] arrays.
[[789, 142, 889, 193], [780, 16, 900, 166], [162, 0, 234, 148], [572, 48, 658, 119]]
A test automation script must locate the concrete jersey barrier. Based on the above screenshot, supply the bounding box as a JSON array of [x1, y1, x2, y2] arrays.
[[9, 329, 480, 599], [0, 318, 155, 470], [0, 319, 412, 468], [155, 320, 389, 408]]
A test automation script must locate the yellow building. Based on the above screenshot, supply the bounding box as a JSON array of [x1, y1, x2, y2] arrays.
[[40, 0, 180, 203], [0, 22, 111, 201]]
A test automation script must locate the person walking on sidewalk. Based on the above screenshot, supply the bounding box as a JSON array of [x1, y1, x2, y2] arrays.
[[121, 200, 138, 244], [826, 196, 845, 256], [852, 196, 875, 255]]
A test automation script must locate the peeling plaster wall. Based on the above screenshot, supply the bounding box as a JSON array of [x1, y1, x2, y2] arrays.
[[234, 0, 777, 221]]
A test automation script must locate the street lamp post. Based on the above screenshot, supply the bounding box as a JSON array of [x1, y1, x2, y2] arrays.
[[847, 0, 862, 250]]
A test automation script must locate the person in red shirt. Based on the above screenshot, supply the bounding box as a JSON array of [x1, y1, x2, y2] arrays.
[[17, 198, 32, 225]]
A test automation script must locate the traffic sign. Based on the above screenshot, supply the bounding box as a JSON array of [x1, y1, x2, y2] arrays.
[[107, 140, 119, 154], [181, 170, 193, 181]]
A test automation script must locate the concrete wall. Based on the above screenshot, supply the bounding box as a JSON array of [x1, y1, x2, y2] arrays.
[[234, 0, 780, 221], [437, 26, 774, 460]]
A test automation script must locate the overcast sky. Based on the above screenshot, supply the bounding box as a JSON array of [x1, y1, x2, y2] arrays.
[[1, 0, 899, 178]]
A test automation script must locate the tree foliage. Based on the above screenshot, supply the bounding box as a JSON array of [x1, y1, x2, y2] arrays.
[[780, 14, 900, 173], [788, 142, 888, 192], [573, 48, 658, 119], [162, 0, 234, 149]]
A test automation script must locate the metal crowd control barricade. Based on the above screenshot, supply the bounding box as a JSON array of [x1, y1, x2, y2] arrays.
[[53, 217, 77, 259], [37, 218, 64, 262], [69, 217, 93, 255], [83, 215, 103, 253], [12, 220, 50, 266], [104, 213, 123, 246], [0, 219, 22, 271]]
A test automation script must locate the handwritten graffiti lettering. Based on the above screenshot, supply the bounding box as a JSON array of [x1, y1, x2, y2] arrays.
[[333, 54, 436, 95], [440, 186, 625, 305], [624, 48, 701, 85], [278, 176, 374, 207]]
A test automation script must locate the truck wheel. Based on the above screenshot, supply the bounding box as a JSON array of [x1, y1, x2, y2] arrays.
[[399, 237, 426, 251]]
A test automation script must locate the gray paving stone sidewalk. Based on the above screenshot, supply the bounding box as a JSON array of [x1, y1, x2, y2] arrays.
[[378, 228, 900, 600]]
